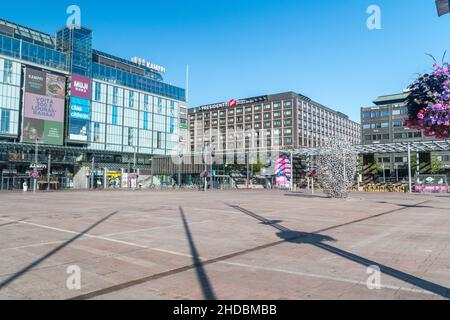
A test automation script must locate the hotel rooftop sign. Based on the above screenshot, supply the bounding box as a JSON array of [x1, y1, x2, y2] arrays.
[[195, 96, 269, 112]]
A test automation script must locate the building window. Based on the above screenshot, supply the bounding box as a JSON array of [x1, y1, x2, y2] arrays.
[[143, 112, 149, 130], [128, 127, 134, 146], [380, 110, 389, 118], [393, 108, 407, 116], [3, 60, 12, 84], [93, 122, 100, 142], [393, 120, 403, 127], [112, 106, 118, 125], [112, 87, 119, 105], [157, 98, 163, 114], [157, 131, 163, 149], [0, 109, 10, 133], [94, 82, 101, 101], [144, 94, 149, 110], [129, 91, 134, 108], [169, 117, 175, 134]]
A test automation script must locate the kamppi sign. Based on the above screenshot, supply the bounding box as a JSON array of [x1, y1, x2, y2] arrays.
[[69, 75, 91, 142], [22, 67, 66, 145]]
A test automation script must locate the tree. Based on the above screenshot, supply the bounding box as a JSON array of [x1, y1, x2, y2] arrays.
[[430, 153, 445, 174]]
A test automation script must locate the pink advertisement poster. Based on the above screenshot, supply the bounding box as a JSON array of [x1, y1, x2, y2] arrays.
[[71, 74, 91, 100], [23, 93, 65, 122]]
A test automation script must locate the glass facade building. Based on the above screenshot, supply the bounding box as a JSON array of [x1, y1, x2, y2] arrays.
[[0, 18, 186, 190]]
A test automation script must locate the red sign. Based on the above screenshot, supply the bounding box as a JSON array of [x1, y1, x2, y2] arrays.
[[229, 99, 237, 107]]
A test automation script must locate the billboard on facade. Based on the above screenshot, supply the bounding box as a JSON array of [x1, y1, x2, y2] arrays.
[[69, 97, 90, 141], [71, 74, 91, 99], [22, 68, 66, 145], [68, 75, 91, 142]]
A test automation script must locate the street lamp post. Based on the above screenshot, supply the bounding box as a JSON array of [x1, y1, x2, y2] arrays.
[[407, 143, 413, 193], [203, 144, 209, 192], [178, 152, 183, 188], [47, 153, 51, 191], [133, 146, 137, 174], [33, 139, 39, 193], [91, 155, 95, 190], [246, 150, 250, 189]]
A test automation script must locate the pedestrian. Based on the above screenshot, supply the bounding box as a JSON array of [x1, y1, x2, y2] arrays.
[[23, 181, 28, 192]]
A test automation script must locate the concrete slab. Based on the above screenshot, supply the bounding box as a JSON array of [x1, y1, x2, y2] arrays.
[[0, 190, 449, 300]]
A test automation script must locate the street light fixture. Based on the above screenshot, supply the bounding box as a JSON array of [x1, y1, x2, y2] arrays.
[[436, 0, 450, 16], [33, 138, 40, 193]]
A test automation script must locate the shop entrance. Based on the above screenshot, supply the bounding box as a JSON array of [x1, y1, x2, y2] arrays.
[[0, 172, 31, 191]]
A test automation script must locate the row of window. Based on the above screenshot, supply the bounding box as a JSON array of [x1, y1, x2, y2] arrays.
[[92, 63, 185, 102], [377, 155, 450, 163], [362, 108, 408, 119], [364, 131, 422, 141], [92, 81, 179, 116], [363, 120, 405, 129]]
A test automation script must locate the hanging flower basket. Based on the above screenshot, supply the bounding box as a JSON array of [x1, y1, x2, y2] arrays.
[[406, 60, 450, 139]]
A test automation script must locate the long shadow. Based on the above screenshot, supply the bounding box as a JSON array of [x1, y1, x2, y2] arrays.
[[179, 207, 217, 300], [227, 204, 450, 299], [0, 211, 119, 290], [0, 218, 29, 228], [375, 201, 450, 211]]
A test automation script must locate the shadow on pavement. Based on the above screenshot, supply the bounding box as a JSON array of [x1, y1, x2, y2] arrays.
[[227, 204, 450, 299], [179, 206, 217, 300], [0, 211, 120, 290]]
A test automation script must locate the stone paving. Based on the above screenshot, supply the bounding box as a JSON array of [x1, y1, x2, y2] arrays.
[[0, 189, 449, 300]]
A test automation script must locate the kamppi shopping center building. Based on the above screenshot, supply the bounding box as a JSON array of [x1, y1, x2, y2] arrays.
[[0, 19, 187, 190]]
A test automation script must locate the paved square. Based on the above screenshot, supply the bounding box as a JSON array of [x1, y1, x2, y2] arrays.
[[0, 190, 449, 300]]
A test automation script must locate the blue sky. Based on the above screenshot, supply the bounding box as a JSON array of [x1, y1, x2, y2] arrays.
[[3, 0, 450, 121]]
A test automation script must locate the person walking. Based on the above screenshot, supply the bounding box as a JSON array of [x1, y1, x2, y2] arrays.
[[23, 181, 28, 192]]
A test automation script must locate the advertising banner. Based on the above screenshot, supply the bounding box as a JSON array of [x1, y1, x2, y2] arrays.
[[22, 67, 66, 145], [71, 74, 91, 99], [69, 75, 91, 142], [69, 97, 90, 142]]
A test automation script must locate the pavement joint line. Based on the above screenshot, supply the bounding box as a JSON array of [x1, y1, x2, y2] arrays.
[[218, 261, 436, 296], [101, 220, 214, 237], [68, 201, 433, 300], [0, 217, 211, 259], [0, 217, 148, 249]]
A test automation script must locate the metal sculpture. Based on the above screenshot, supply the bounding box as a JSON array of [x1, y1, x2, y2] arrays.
[[316, 137, 358, 198]]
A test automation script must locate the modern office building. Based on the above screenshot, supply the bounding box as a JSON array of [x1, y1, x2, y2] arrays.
[[361, 93, 450, 179], [0, 18, 187, 190], [188, 92, 360, 153]]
